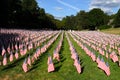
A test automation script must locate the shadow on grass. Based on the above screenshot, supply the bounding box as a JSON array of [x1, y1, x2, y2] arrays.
[[2, 64, 17, 71], [80, 59, 84, 74], [80, 59, 83, 65], [81, 66, 84, 74], [53, 56, 66, 72], [60, 57, 66, 63], [1, 56, 25, 71], [28, 53, 47, 72], [28, 66, 38, 72], [54, 64, 62, 72]]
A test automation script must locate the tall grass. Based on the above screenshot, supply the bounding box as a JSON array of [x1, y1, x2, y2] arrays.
[[101, 28, 120, 35]]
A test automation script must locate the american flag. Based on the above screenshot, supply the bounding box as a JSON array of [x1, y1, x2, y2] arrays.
[[99, 48, 104, 56], [23, 47, 27, 55], [97, 57, 110, 76], [3, 54, 7, 66], [22, 58, 28, 72], [15, 50, 19, 59], [15, 43, 18, 50], [53, 50, 57, 59], [9, 51, 14, 62], [110, 51, 118, 62], [74, 59, 81, 73], [20, 48, 24, 56], [31, 56, 35, 63], [53, 50, 60, 61], [98, 58, 106, 70], [90, 52, 96, 62], [106, 52, 109, 59], [104, 62, 110, 76], [34, 51, 37, 60], [27, 55, 31, 66], [1, 47, 6, 56], [96, 55, 100, 64], [47, 55, 55, 72]]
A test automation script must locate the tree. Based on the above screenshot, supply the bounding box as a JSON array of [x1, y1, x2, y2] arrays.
[[62, 15, 77, 30], [20, 0, 39, 28], [8, 0, 22, 28], [113, 9, 120, 28], [88, 8, 106, 30], [76, 10, 90, 30], [61, 9, 110, 30], [0, 0, 7, 26]]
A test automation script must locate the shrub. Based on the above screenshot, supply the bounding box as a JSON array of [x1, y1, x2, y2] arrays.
[[98, 25, 111, 30]]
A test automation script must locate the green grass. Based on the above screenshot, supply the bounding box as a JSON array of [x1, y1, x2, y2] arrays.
[[101, 28, 120, 35], [0, 31, 120, 80]]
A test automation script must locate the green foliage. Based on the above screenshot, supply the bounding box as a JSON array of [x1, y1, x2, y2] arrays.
[[86, 8, 109, 30], [113, 9, 120, 28], [98, 25, 111, 30], [61, 8, 110, 30], [62, 15, 77, 30], [76, 11, 90, 29], [0, 0, 59, 29]]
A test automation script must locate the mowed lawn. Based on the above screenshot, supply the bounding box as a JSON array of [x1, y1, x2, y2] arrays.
[[0, 32, 120, 80], [101, 28, 120, 35]]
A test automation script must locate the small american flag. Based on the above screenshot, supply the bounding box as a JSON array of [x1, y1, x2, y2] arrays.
[[15, 50, 19, 59], [9, 51, 14, 62], [47, 55, 55, 72], [27, 55, 31, 66], [74, 59, 81, 73], [22, 58, 28, 72], [3, 54, 7, 66], [2, 47, 6, 56], [104, 62, 110, 76]]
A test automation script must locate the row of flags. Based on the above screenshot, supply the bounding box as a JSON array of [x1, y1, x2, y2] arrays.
[[66, 32, 81, 74], [53, 33, 63, 62], [48, 32, 63, 72], [0, 29, 59, 66], [74, 31, 120, 56], [0, 29, 58, 55], [73, 31, 120, 64], [2, 32, 52, 65], [22, 31, 61, 72], [69, 31, 113, 76]]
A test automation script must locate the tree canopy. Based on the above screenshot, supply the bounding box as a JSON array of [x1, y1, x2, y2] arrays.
[[61, 8, 111, 30], [0, 0, 120, 30], [0, 0, 58, 29], [113, 9, 120, 28]]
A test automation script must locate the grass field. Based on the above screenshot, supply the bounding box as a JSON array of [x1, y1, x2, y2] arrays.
[[0, 31, 120, 80], [101, 28, 120, 35]]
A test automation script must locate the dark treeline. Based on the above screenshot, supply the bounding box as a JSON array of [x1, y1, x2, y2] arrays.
[[0, 0, 58, 29], [62, 8, 120, 30], [0, 0, 120, 30]]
